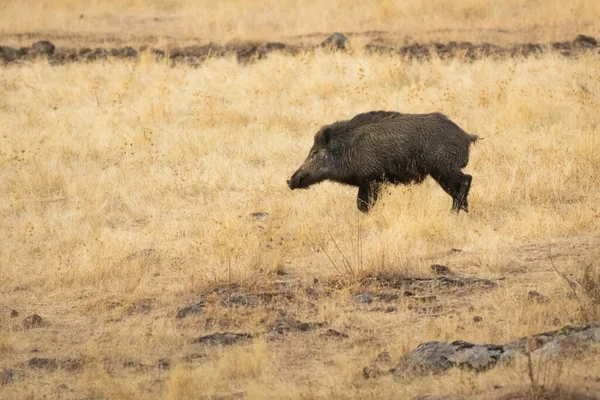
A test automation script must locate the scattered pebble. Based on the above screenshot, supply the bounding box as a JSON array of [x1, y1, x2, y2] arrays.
[[23, 314, 44, 329]]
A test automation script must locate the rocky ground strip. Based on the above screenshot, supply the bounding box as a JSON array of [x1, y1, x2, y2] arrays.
[[1, 34, 598, 65], [364, 322, 600, 379]]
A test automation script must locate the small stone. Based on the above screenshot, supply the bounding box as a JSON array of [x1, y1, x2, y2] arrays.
[[10, 309, 19, 318], [473, 316, 483, 323], [321, 33, 348, 51], [250, 212, 269, 221], [57, 384, 69, 390], [298, 322, 311, 331], [376, 352, 392, 363], [176, 300, 205, 318], [29, 41, 55, 57], [323, 329, 349, 338], [192, 332, 252, 346], [28, 358, 58, 371], [183, 353, 207, 362], [122, 360, 142, 369], [354, 293, 375, 303], [363, 352, 393, 379], [527, 290, 550, 304], [0, 46, 19, 63], [272, 312, 326, 333], [1, 369, 16, 386], [225, 294, 258, 307], [157, 358, 171, 370], [575, 34, 597, 47], [23, 314, 44, 329], [431, 264, 452, 275], [385, 306, 398, 313], [412, 295, 437, 303], [377, 292, 400, 302], [265, 330, 283, 341]]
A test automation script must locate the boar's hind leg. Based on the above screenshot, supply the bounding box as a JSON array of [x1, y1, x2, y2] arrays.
[[456, 174, 472, 213], [357, 182, 381, 213], [432, 170, 472, 213]]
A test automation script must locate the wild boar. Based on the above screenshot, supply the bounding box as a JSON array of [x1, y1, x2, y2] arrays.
[[287, 111, 478, 213]]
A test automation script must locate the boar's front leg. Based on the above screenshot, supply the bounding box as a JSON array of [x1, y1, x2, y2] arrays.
[[357, 182, 381, 213]]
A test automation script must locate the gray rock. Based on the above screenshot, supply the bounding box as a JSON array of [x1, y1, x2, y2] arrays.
[[361, 274, 497, 291], [157, 358, 171, 370], [23, 314, 44, 329], [526, 323, 600, 358], [321, 33, 348, 51], [430, 264, 452, 275], [224, 294, 258, 307], [0, 46, 19, 63], [176, 300, 205, 318], [272, 311, 327, 334], [183, 353, 207, 363], [29, 41, 55, 57], [391, 341, 506, 376], [575, 34, 597, 47], [363, 352, 394, 379], [250, 212, 269, 221], [192, 332, 252, 346], [28, 357, 82, 372], [527, 290, 550, 304], [0, 369, 16, 386], [367, 322, 600, 378], [264, 330, 284, 341], [322, 329, 349, 338], [354, 293, 375, 303]]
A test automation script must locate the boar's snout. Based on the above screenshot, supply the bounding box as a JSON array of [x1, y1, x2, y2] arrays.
[[287, 170, 309, 190]]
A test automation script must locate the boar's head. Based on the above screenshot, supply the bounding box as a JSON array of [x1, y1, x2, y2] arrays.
[[287, 126, 336, 190]]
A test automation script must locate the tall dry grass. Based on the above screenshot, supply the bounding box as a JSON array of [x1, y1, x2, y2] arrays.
[[1, 51, 599, 297], [1, 48, 600, 398]]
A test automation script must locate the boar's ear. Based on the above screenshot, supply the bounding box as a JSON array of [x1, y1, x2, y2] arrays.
[[318, 126, 332, 146]]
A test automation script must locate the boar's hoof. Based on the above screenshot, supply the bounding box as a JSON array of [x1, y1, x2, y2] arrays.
[[357, 199, 370, 213]]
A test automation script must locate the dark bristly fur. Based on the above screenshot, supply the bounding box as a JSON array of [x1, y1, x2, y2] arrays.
[[287, 111, 478, 213]]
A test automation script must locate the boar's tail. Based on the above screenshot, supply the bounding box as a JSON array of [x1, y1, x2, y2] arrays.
[[469, 134, 480, 143]]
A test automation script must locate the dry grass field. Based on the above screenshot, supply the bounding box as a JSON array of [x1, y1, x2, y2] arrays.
[[2, 0, 600, 47], [2, 1, 600, 399]]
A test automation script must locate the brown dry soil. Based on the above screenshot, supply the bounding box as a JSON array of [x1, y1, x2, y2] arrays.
[[1, 33, 599, 65], [3, 231, 600, 399]]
